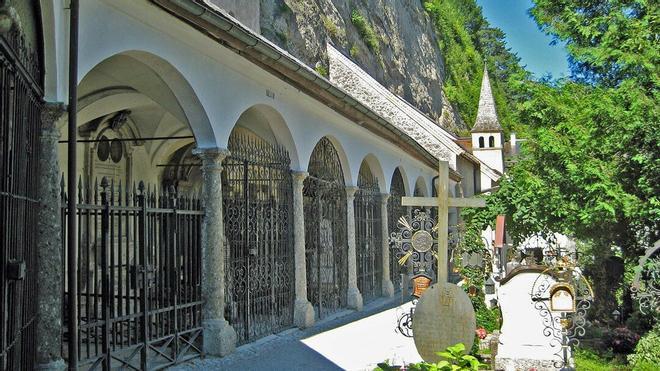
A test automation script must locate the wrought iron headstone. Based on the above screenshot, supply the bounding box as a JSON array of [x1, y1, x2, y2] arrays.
[[631, 239, 660, 320], [530, 255, 594, 369], [388, 161, 484, 359], [390, 210, 438, 285], [389, 210, 437, 337]]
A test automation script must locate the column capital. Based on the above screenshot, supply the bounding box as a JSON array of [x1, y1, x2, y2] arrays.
[[292, 171, 309, 184], [193, 147, 230, 171], [41, 102, 66, 132], [380, 193, 390, 204], [345, 186, 359, 199]]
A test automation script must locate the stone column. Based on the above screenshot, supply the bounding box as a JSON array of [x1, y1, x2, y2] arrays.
[[36, 103, 67, 371], [193, 147, 237, 357], [345, 186, 363, 311], [380, 193, 394, 297], [292, 171, 314, 328]]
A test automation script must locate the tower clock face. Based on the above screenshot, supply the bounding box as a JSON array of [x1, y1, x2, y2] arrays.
[[411, 230, 433, 253]]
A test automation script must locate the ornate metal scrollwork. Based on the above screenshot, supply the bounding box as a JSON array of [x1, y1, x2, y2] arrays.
[[530, 257, 594, 369], [395, 299, 418, 338], [631, 240, 660, 319], [389, 210, 439, 337], [390, 209, 438, 278]]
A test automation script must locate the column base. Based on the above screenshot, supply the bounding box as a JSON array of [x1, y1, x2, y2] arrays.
[[347, 287, 363, 311], [294, 299, 315, 328], [203, 318, 237, 357], [35, 359, 66, 371], [382, 279, 395, 298]]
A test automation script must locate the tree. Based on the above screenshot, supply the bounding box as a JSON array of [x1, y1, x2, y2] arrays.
[[462, 0, 659, 324], [530, 0, 659, 90]]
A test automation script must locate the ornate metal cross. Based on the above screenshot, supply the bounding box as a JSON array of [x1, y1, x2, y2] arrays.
[[401, 161, 486, 284]]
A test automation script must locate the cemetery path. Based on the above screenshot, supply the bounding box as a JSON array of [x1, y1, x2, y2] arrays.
[[170, 296, 422, 371]]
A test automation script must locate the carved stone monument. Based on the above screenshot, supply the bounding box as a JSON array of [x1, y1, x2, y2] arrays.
[[412, 283, 476, 362], [495, 266, 559, 371]]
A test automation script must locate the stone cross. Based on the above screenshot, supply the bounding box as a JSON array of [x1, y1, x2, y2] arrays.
[[401, 161, 486, 283]]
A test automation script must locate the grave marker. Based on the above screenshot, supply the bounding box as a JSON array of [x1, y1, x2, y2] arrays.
[[400, 161, 486, 362]]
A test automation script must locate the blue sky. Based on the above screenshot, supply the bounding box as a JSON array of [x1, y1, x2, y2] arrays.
[[476, 0, 569, 78]]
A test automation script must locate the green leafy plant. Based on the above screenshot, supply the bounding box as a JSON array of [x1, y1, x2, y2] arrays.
[[322, 16, 344, 39], [376, 343, 486, 371], [350, 9, 380, 55], [349, 44, 360, 59], [628, 325, 660, 368], [314, 64, 328, 78]]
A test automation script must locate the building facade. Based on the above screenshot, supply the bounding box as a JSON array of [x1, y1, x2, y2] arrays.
[[0, 1, 503, 370]]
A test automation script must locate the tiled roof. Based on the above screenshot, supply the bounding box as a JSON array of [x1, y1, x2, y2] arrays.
[[472, 66, 502, 133]]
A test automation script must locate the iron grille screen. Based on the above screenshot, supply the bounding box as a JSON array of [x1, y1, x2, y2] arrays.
[[304, 137, 348, 319], [388, 168, 408, 292], [355, 164, 382, 303], [0, 15, 44, 371], [61, 179, 204, 369], [223, 132, 294, 345]]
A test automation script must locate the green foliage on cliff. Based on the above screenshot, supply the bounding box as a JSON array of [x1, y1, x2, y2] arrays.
[[423, 0, 528, 134], [351, 9, 381, 55]]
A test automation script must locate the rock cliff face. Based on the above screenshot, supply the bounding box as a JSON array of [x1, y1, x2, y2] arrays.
[[259, 0, 467, 133]]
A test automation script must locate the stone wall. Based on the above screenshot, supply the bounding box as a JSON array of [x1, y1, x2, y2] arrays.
[[260, 0, 467, 134], [207, 0, 260, 33]]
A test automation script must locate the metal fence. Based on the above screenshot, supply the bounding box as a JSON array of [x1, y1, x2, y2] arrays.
[[0, 23, 44, 370], [355, 166, 382, 303], [304, 137, 348, 319], [388, 169, 408, 292], [223, 133, 295, 345], [61, 177, 204, 370]]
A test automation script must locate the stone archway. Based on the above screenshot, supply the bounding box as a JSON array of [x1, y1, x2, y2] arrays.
[[222, 106, 295, 345], [355, 160, 383, 303], [58, 51, 213, 369], [303, 137, 349, 319]]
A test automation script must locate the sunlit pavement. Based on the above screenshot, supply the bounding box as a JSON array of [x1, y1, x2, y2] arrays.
[[170, 296, 422, 370]]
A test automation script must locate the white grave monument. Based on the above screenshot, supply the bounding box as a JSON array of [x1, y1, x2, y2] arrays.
[[495, 266, 564, 371]]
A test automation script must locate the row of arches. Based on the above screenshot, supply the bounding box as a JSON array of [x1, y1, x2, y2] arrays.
[[30, 1, 447, 366], [63, 52, 434, 196], [59, 50, 433, 347], [217, 133, 416, 343]]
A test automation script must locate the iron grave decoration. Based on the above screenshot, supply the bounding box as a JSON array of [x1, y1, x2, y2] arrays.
[[389, 160, 486, 362], [390, 210, 439, 287], [531, 253, 594, 370], [631, 239, 660, 320]]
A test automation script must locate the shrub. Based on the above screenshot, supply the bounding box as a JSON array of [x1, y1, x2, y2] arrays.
[[606, 327, 640, 354], [314, 64, 328, 77], [350, 10, 380, 54], [349, 44, 360, 59], [375, 343, 486, 371], [628, 325, 660, 368], [322, 16, 344, 39]]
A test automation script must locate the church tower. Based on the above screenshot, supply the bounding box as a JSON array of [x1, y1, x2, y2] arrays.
[[471, 65, 504, 191]]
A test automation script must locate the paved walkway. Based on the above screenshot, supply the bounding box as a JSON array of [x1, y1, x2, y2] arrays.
[[171, 296, 422, 370]]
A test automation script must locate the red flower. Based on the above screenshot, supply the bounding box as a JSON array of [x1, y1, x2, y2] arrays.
[[475, 327, 487, 339]]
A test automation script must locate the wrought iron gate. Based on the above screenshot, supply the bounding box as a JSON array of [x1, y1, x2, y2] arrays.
[[0, 11, 44, 371], [61, 179, 204, 370], [387, 169, 407, 292], [355, 164, 382, 303], [304, 138, 348, 319], [223, 133, 294, 345]]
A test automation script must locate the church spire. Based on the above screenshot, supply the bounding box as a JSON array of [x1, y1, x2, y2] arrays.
[[472, 65, 502, 132]]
